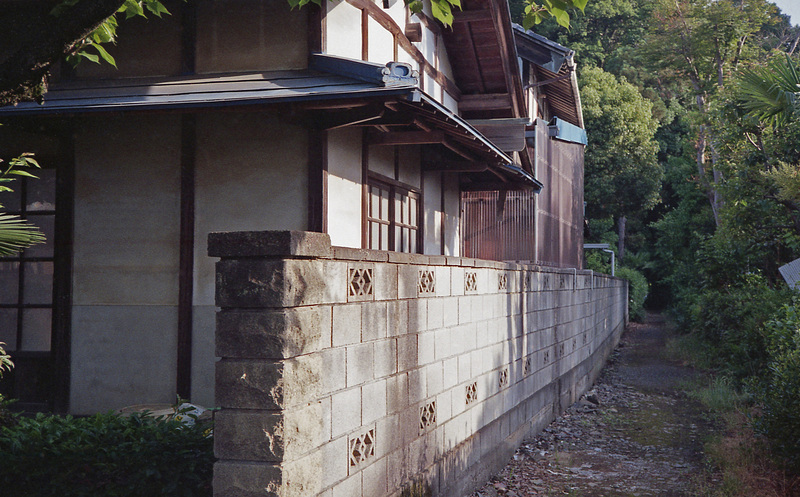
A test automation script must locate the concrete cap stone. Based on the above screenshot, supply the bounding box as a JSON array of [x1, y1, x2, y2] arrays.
[[208, 230, 332, 259]]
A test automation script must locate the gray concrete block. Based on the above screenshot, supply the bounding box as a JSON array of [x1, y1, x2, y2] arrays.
[[332, 304, 362, 347], [362, 301, 388, 342], [387, 300, 409, 337], [362, 379, 387, 425], [331, 474, 362, 497], [216, 307, 331, 359], [362, 455, 388, 496], [331, 387, 361, 438], [397, 333, 418, 372], [374, 263, 398, 301], [427, 298, 445, 330], [374, 338, 398, 378], [208, 230, 332, 259], [408, 299, 427, 333], [346, 342, 375, 387], [418, 331, 435, 365], [216, 360, 284, 410], [321, 436, 349, 488], [216, 259, 327, 308], [213, 460, 281, 497], [386, 373, 409, 414]]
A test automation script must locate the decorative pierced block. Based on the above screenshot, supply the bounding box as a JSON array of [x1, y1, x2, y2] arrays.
[[465, 382, 478, 405], [543, 350, 550, 364], [542, 276, 550, 290], [522, 273, 530, 291], [583, 332, 588, 345], [498, 367, 509, 388], [348, 266, 374, 302], [559, 343, 565, 357], [418, 270, 436, 295], [348, 428, 375, 470], [465, 272, 478, 293], [498, 273, 508, 291], [559, 274, 567, 289], [419, 401, 437, 432], [572, 338, 577, 351], [523, 356, 532, 376]]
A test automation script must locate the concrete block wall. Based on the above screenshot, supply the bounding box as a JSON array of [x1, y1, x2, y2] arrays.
[[209, 231, 628, 497]]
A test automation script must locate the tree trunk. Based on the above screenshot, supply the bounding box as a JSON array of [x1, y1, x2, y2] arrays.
[[617, 215, 626, 263]]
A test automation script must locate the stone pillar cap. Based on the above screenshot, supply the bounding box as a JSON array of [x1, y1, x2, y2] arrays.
[[208, 230, 332, 259]]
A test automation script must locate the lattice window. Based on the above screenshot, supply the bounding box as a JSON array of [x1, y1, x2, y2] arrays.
[[465, 382, 478, 405], [499, 367, 509, 388], [465, 272, 478, 293], [419, 401, 436, 432], [348, 428, 375, 470], [498, 273, 508, 291], [418, 270, 435, 295], [348, 267, 374, 300], [367, 176, 420, 253]]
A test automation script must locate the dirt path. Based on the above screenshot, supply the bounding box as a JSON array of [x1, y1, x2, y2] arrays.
[[472, 313, 715, 497]]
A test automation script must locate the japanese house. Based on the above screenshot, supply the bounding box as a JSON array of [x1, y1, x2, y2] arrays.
[[0, 0, 587, 414]]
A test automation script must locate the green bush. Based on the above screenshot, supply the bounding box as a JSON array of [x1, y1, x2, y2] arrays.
[[0, 411, 214, 497], [751, 300, 800, 471], [686, 273, 791, 380], [615, 265, 648, 321]]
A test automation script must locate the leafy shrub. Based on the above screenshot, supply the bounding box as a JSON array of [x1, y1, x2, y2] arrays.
[[616, 265, 648, 321], [686, 272, 791, 380], [751, 300, 800, 471], [0, 411, 214, 497]]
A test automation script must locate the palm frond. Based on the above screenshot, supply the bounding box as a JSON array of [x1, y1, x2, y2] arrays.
[[0, 213, 46, 256], [737, 54, 800, 127]]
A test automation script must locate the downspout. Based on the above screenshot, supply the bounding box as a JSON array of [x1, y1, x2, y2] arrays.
[[566, 52, 584, 129]]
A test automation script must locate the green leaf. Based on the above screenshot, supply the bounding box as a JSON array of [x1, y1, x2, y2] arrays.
[[431, 0, 454, 26], [571, 0, 588, 12], [78, 51, 101, 64], [91, 43, 117, 68]]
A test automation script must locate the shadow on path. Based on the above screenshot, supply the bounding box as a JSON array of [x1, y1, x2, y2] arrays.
[[473, 312, 715, 497]]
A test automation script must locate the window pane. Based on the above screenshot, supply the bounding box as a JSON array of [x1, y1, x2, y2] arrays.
[[410, 230, 417, 253], [370, 187, 380, 218], [0, 309, 17, 350], [380, 224, 389, 250], [0, 261, 19, 304], [403, 228, 411, 252], [0, 186, 21, 213], [410, 197, 417, 227], [23, 215, 54, 258], [21, 308, 51, 352], [380, 190, 389, 222], [370, 222, 379, 250], [22, 262, 53, 305], [26, 169, 56, 211]]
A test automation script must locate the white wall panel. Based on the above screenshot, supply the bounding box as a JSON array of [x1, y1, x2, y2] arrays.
[[327, 128, 364, 248]]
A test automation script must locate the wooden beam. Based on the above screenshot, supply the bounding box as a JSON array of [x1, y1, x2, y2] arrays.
[[459, 93, 512, 112], [318, 105, 386, 130], [368, 130, 445, 146], [423, 160, 489, 172], [442, 137, 479, 161]]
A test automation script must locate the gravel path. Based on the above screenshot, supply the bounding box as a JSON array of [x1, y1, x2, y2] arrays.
[[472, 313, 714, 497]]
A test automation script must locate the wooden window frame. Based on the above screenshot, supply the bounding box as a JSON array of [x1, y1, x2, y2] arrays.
[[365, 172, 421, 253]]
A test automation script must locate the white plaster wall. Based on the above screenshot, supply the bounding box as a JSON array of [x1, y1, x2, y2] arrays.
[[193, 113, 309, 405], [443, 173, 460, 256], [398, 146, 421, 188], [367, 144, 394, 179], [423, 171, 442, 255], [368, 16, 395, 65], [327, 128, 364, 248], [71, 115, 182, 414], [326, 0, 363, 60]]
